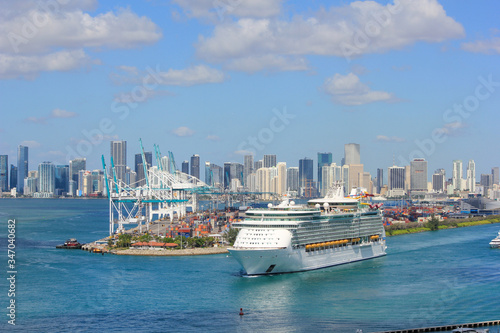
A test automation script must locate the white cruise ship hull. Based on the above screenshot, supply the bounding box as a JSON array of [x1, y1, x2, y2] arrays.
[[229, 241, 386, 275]]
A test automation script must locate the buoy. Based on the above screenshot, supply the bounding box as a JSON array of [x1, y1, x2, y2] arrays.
[[239, 308, 244, 315]]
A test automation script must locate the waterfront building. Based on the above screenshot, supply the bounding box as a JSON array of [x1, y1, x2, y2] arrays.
[[55, 165, 69, 195], [321, 163, 342, 196], [181, 160, 189, 174], [388, 166, 406, 197], [263, 154, 277, 168], [92, 170, 104, 194], [466, 160, 476, 192], [299, 157, 314, 197], [344, 143, 360, 165], [256, 167, 271, 199], [243, 155, 253, 189], [277, 162, 287, 195], [410, 159, 427, 193], [376, 168, 383, 194], [317, 152, 332, 194], [348, 164, 363, 192], [38, 161, 55, 196], [432, 169, 446, 193], [10, 165, 17, 190], [190, 154, 200, 179], [17, 145, 29, 194], [492, 167, 499, 185], [110, 140, 127, 183], [69, 158, 86, 196], [452, 160, 463, 191], [0, 155, 8, 191], [254, 160, 263, 171], [24, 175, 38, 196], [286, 167, 299, 193], [230, 162, 244, 186]]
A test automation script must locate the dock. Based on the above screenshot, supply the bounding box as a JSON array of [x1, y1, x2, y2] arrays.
[[375, 320, 500, 333]]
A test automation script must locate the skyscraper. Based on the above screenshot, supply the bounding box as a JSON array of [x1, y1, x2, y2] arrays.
[[69, 158, 86, 196], [135, 151, 152, 186], [376, 168, 383, 194], [254, 160, 263, 171], [286, 167, 299, 193], [432, 169, 446, 193], [17, 145, 28, 194], [190, 154, 200, 179], [10, 165, 17, 190], [263, 154, 277, 168], [317, 152, 332, 193], [38, 161, 55, 196], [466, 160, 476, 192], [181, 160, 189, 174], [344, 143, 360, 165], [492, 167, 499, 185], [229, 162, 244, 185], [243, 155, 254, 188], [55, 165, 69, 195], [410, 159, 428, 192], [0, 155, 8, 192], [110, 140, 127, 183], [388, 166, 405, 196], [299, 157, 314, 197], [223, 162, 231, 188], [452, 160, 463, 191], [276, 162, 287, 195]]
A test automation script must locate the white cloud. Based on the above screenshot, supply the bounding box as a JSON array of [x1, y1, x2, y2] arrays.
[[25, 116, 47, 124], [196, 0, 464, 71], [157, 65, 226, 86], [440, 121, 466, 135], [462, 37, 500, 54], [225, 54, 308, 73], [376, 135, 405, 142], [234, 149, 253, 156], [20, 140, 41, 148], [322, 72, 395, 105], [51, 108, 77, 118], [172, 0, 282, 20], [0, 49, 92, 79], [114, 89, 174, 104], [172, 126, 195, 137], [206, 135, 220, 141]]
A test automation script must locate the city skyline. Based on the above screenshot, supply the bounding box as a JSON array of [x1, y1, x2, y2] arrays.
[[1, 1, 499, 178]]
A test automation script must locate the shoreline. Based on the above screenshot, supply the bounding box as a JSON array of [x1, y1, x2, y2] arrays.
[[113, 246, 229, 256]]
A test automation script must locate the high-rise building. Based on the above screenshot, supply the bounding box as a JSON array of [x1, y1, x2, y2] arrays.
[[17, 145, 28, 194], [317, 152, 332, 193], [205, 162, 223, 187], [344, 143, 360, 165], [135, 152, 152, 186], [181, 160, 189, 174], [452, 160, 463, 191], [38, 161, 55, 196], [299, 158, 314, 197], [492, 167, 499, 185], [230, 162, 244, 185], [243, 155, 254, 189], [110, 140, 127, 183], [376, 168, 383, 194], [190, 154, 200, 179], [466, 160, 476, 192], [410, 159, 427, 192], [223, 162, 231, 188], [55, 165, 69, 195], [276, 162, 287, 195], [263, 154, 277, 168], [388, 166, 405, 196], [432, 169, 446, 193], [69, 158, 86, 196], [254, 160, 263, 171], [10, 165, 17, 190], [481, 174, 493, 195], [286, 167, 299, 193], [321, 163, 342, 196], [0, 155, 8, 192], [348, 164, 364, 191]]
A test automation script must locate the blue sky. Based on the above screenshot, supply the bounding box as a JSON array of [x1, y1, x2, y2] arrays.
[[1, 0, 499, 180]]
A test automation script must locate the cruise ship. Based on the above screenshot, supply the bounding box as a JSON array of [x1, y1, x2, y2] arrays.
[[228, 183, 387, 275]]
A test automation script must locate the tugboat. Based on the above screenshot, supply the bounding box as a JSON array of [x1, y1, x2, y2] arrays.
[[490, 230, 500, 248], [56, 238, 83, 249]]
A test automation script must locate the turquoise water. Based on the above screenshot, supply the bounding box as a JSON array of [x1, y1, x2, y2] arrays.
[[1, 199, 499, 332]]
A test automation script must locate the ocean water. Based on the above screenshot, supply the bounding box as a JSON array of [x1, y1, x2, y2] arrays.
[[0, 199, 499, 332]]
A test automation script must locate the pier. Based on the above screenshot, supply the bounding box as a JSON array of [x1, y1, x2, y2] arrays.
[[375, 320, 500, 333]]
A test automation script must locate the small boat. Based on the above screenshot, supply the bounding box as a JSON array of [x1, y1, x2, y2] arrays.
[[56, 238, 83, 249], [452, 328, 489, 333], [92, 248, 103, 253], [489, 231, 500, 248]]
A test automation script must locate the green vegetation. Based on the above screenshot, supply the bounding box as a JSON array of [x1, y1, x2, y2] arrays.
[[108, 232, 218, 250], [224, 227, 239, 246], [385, 215, 500, 237]]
